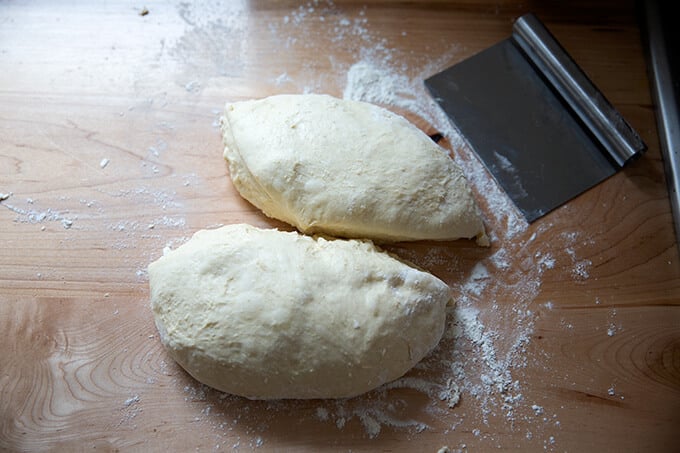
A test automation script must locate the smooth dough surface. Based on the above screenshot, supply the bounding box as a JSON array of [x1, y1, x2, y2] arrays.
[[148, 224, 450, 399], [221, 94, 487, 243]]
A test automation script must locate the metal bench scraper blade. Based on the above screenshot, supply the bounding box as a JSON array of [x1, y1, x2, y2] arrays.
[[425, 13, 646, 222]]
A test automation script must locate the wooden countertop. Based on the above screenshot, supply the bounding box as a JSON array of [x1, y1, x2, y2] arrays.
[[1, 1, 679, 451]]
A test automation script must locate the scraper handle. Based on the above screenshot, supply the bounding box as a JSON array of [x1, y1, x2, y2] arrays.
[[512, 13, 646, 167]]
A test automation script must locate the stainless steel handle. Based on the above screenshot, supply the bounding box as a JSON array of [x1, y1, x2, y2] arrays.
[[642, 0, 680, 249], [512, 13, 646, 167]]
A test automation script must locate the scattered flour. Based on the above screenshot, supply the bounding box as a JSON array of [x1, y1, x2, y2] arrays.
[[1, 199, 77, 229], [536, 251, 556, 271], [315, 407, 329, 421], [0, 1, 601, 449], [607, 309, 621, 337], [460, 263, 491, 298], [274, 72, 292, 86], [124, 395, 140, 407], [572, 259, 592, 280], [148, 138, 168, 157], [119, 395, 143, 428], [184, 80, 201, 93]]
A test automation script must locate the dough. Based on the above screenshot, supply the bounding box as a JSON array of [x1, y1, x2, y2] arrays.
[[148, 224, 450, 399], [221, 94, 487, 244]]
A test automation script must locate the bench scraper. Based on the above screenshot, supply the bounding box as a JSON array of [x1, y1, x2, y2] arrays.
[[425, 13, 646, 222]]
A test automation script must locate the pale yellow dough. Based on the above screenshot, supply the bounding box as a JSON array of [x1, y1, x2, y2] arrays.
[[148, 224, 450, 399], [221, 94, 487, 244]]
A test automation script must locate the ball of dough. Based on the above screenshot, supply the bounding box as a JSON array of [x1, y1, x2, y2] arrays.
[[148, 224, 450, 399], [221, 94, 487, 244]]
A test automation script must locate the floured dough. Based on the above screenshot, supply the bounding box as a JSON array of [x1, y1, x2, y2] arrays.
[[148, 224, 450, 399], [221, 94, 487, 244]]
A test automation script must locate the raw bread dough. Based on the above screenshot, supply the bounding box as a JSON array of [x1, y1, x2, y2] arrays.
[[148, 224, 450, 399], [221, 94, 487, 244]]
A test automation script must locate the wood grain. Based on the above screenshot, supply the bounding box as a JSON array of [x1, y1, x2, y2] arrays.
[[1, 0, 679, 452]]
